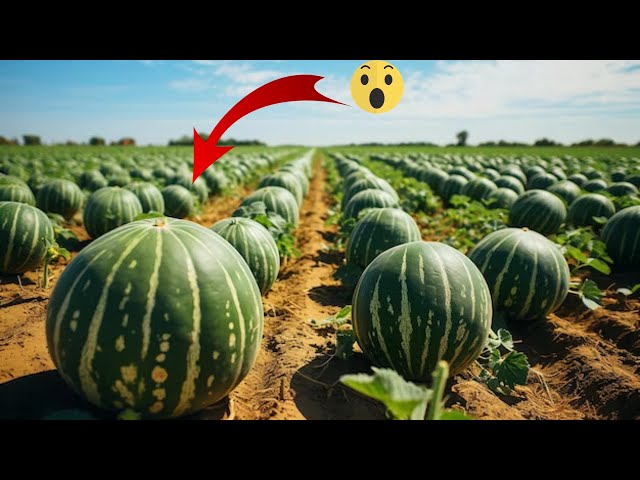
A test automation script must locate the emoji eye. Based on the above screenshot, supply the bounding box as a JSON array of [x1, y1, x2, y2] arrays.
[[385, 74, 393, 85], [361, 74, 369, 86]]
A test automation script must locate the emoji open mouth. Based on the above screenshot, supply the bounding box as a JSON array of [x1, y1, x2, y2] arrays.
[[369, 88, 385, 109]]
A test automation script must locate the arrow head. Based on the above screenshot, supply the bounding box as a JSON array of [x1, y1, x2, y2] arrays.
[[192, 128, 234, 183]]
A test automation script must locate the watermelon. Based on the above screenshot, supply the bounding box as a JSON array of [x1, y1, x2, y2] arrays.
[[600, 206, 640, 267], [258, 172, 304, 207], [125, 182, 165, 214], [606, 182, 639, 197], [343, 176, 398, 208], [346, 208, 421, 269], [547, 180, 582, 205], [448, 167, 475, 181], [509, 189, 567, 236], [0, 175, 28, 187], [567, 173, 588, 187], [626, 175, 640, 188], [36, 179, 84, 220], [172, 174, 209, 204], [202, 169, 229, 195], [528, 173, 557, 190], [0, 201, 54, 274], [237, 186, 299, 226], [567, 193, 616, 228], [482, 169, 501, 182], [162, 185, 194, 219], [441, 175, 468, 202], [611, 170, 627, 182], [461, 177, 498, 201], [343, 189, 399, 221], [583, 179, 608, 193], [352, 241, 492, 380], [45, 217, 263, 419], [500, 165, 527, 186], [79, 170, 109, 192], [211, 217, 280, 294], [278, 166, 309, 196], [468, 227, 570, 322], [488, 188, 519, 210], [0, 184, 36, 205], [495, 176, 525, 195], [84, 187, 143, 239]]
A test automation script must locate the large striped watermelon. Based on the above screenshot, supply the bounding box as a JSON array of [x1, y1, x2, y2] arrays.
[[36, 179, 84, 220], [343, 189, 399, 221], [258, 172, 304, 207], [461, 177, 498, 201], [343, 176, 398, 208], [211, 217, 280, 294], [162, 185, 194, 219], [0, 201, 54, 274], [125, 182, 165, 214], [441, 175, 468, 202], [600, 206, 640, 267], [237, 187, 300, 226], [607, 182, 639, 197], [84, 187, 143, 239], [567, 193, 615, 228], [488, 188, 519, 210], [468, 228, 570, 322], [583, 179, 607, 193], [528, 173, 557, 190], [346, 208, 421, 269], [547, 180, 581, 205], [509, 189, 567, 236], [495, 176, 525, 195], [0, 184, 36, 205], [45, 217, 263, 419], [352, 241, 492, 380]]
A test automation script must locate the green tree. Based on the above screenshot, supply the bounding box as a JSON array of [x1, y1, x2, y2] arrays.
[[89, 136, 106, 146], [456, 130, 468, 147], [23, 134, 42, 145]]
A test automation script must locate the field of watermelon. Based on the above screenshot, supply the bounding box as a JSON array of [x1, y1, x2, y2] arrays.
[[1, 144, 639, 420]]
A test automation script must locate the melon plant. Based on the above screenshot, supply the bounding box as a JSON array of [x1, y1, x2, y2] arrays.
[[567, 193, 615, 228], [162, 185, 194, 219], [343, 189, 399, 221], [36, 179, 84, 220], [509, 189, 567, 236], [0, 184, 36, 205], [84, 187, 143, 239], [468, 228, 570, 322], [238, 187, 299, 226], [211, 217, 280, 294], [125, 182, 165, 214], [346, 208, 421, 269], [600, 206, 640, 267], [0, 201, 54, 274], [45, 217, 263, 419], [352, 241, 492, 381]]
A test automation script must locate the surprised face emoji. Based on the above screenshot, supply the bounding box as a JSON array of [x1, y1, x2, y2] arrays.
[[350, 60, 404, 114]]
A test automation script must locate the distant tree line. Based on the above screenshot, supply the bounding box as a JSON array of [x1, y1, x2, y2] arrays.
[[168, 133, 266, 147]]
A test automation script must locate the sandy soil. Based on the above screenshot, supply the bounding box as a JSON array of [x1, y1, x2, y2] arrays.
[[1, 157, 638, 420]]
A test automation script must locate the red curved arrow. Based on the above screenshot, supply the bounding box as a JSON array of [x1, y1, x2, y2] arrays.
[[192, 74, 347, 182]]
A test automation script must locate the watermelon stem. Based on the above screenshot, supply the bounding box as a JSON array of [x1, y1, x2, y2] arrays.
[[426, 361, 449, 420]]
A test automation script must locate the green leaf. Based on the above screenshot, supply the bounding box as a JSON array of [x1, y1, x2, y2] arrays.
[[632, 283, 640, 294], [438, 410, 474, 420], [585, 258, 611, 275], [581, 297, 602, 310], [335, 327, 355, 360], [617, 288, 632, 296], [491, 351, 530, 390], [497, 328, 514, 351], [117, 409, 142, 420], [336, 305, 352, 319], [592, 216, 608, 225], [340, 367, 432, 420], [566, 246, 588, 263], [580, 279, 602, 305]]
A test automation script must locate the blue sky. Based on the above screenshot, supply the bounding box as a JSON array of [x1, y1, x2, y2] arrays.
[[1, 60, 639, 146]]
